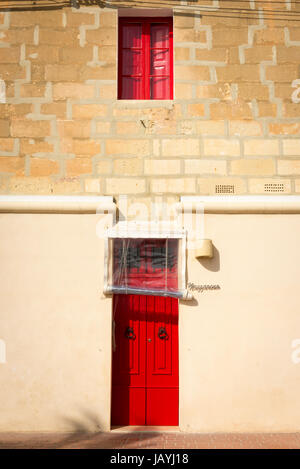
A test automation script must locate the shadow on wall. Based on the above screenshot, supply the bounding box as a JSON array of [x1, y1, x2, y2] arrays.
[[180, 244, 220, 306], [0, 409, 159, 448], [60, 407, 105, 434], [180, 297, 198, 307], [0, 407, 162, 449], [52, 407, 159, 449], [197, 244, 220, 273]]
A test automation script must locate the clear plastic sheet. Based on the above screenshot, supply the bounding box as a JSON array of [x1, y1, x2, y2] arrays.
[[105, 237, 186, 298]]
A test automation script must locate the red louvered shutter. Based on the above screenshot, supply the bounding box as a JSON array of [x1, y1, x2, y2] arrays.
[[118, 18, 173, 100]]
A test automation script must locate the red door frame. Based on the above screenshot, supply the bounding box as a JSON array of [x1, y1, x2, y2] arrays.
[[118, 17, 174, 100], [110, 238, 179, 427]]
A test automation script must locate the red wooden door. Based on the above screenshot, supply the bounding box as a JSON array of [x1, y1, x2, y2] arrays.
[[111, 293, 179, 426], [145, 295, 179, 425]]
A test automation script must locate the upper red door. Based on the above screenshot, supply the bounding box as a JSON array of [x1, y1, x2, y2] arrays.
[[111, 238, 179, 426], [118, 17, 173, 100], [111, 293, 179, 426]]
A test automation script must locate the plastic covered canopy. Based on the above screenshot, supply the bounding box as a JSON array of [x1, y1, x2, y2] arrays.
[[104, 225, 187, 298]]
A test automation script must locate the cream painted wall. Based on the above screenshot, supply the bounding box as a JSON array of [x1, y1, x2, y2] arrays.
[[1, 213, 300, 432], [0, 213, 112, 432], [180, 214, 300, 432]]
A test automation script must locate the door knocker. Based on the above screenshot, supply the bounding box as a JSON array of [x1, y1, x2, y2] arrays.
[[125, 327, 136, 340], [158, 327, 169, 340]]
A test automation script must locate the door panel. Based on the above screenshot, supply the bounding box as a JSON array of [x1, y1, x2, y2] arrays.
[[111, 295, 147, 425], [111, 294, 178, 426], [112, 294, 146, 388], [146, 296, 178, 388], [146, 388, 179, 426], [111, 386, 145, 426]]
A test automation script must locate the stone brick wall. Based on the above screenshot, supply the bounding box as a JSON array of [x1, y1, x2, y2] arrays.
[[1, 2, 300, 198]]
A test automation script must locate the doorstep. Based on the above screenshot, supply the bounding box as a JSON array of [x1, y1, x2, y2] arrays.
[[111, 426, 180, 433]]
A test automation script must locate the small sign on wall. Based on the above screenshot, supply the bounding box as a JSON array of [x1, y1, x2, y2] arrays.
[[0, 339, 6, 364]]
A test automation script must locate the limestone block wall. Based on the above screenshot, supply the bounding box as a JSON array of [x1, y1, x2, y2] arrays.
[[0, 2, 300, 198]]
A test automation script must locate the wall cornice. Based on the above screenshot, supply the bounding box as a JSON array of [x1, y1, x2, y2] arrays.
[[0, 195, 116, 214], [178, 196, 300, 214]]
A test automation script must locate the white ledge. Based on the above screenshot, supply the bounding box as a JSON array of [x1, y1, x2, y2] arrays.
[[0, 196, 116, 214], [178, 196, 300, 214], [2, 195, 300, 214]]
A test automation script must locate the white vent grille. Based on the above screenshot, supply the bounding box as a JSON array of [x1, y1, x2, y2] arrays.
[[215, 184, 235, 194], [264, 183, 285, 193]]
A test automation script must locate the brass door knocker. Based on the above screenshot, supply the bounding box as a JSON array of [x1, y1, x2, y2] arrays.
[[158, 327, 168, 340], [125, 327, 136, 340]]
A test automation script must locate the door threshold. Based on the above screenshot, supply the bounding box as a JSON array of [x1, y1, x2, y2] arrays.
[[111, 426, 180, 433]]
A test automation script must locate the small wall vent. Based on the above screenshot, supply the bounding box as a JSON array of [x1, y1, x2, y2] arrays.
[[215, 184, 235, 194], [264, 183, 284, 193]]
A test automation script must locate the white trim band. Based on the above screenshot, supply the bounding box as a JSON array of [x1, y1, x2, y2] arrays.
[[2, 195, 300, 214], [0, 195, 116, 213], [178, 196, 300, 214], [106, 221, 185, 238]]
